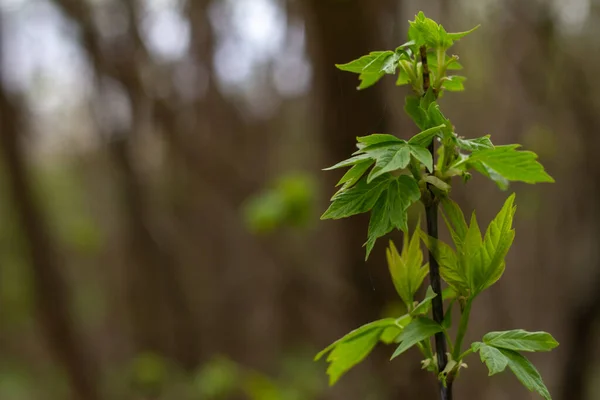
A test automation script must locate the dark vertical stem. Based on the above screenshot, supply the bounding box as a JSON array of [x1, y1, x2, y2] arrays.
[[420, 45, 452, 400], [420, 46, 431, 94]]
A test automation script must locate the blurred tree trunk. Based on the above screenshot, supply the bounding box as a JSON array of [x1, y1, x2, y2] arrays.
[[557, 59, 600, 400], [50, 0, 201, 369], [0, 86, 100, 400], [505, 4, 600, 398], [303, 0, 393, 333], [303, 1, 437, 398], [506, 5, 600, 398]]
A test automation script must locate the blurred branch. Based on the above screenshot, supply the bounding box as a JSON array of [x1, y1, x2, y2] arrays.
[[50, 0, 201, 367], [558, 61, 600, 400], [508, 4, 600, 398], [0, 74, 100, 400], [560, 273, 600, 400]]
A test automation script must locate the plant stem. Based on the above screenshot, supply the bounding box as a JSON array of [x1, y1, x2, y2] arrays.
[[453, 297, 474, 360], [420, 45, 452, 400], [457, 348, 474, 362]]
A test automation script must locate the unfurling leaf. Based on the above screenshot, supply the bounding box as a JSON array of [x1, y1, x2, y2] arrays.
[[475, 194, 516, 292], [421, 195, 517, 296], [408, 12, 442, 48], [386, 228, 429, 307], [419, 231, 468, 296]]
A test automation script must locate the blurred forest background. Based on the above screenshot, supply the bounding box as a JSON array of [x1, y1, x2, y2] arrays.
[[1, 0, 600, 399]]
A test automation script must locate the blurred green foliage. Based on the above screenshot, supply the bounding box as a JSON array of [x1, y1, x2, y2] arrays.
[[196, 351, 325, 400], [130, 352, 169, 395], [243, 172, 316, 234]]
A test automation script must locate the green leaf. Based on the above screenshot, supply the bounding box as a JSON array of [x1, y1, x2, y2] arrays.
[[408, 144, 433, 172], [471, 342, 508, 376], [440, 197, 468, 247], [358, 72, 385, 90], [380, 326, 403, 344], [498, 349, 552, 400], [442, 287, 457, 301], [420, 88, 437, 109], [315, 319, 391, 360], [442, 76, 466, 92], [396, 67, 410, 86], [460, 212, 483, 291], [411, 286, 437, 316], [426, 103, 453, 135], [336, 159, 374, 188], [357, 134, 403, 146], [483, 330, 559, 352], [419, 232, 469, 296], [366, 176, 421, 258], [447, 25, 481, 41], [381, 53, 401, 74], [467, 145, 554, 185], [386, 224, 428, 306], [475, 194, 516, 292], [391, 317, 442, 359], [322, 175, 390, 220], [427, 195, 517, 296], [324, 154, 371, 171], [437, 25, 453, 49], [446, 58, 463, 70], [367, 145, 411, 182], [336, 51, 394, 74], [315, 318, 397, 385], [477, 162, 510, 190], [390, 175, 421, 219], [455, 135, 494, 152], [405, 96, 429, 130], [396, 40, 416, 52], [366, 196, 394, 258], [408, 12, 441, 48], [381, 314, 413, 344], [408, 124, 446, 148], [336, 51, 401, 90]]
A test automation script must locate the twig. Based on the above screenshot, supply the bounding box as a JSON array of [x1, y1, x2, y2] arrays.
[[420, 45, 452, 400]]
